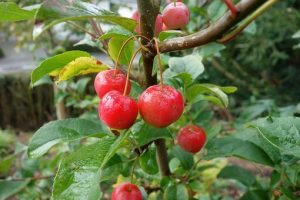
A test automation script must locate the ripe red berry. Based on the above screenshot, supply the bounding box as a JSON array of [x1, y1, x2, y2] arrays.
[[99, 91, 138, 130], [177, 125, 206, 153], [131, 11, 163, 36], [94, 69, 131, 99], [112, 182, 142, 200], [138, 85, 184, 128], [162, 2, 190, 29]]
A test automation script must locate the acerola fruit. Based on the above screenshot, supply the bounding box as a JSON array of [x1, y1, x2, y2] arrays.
[[177, 125, 206, 153], [99, 91, 138, 130], [131, 11, 163, 36], [162, 2, 190, 29], [131, 10, 140, 33], [138, 85, 184, 128], [112, 182, 142, 200], [94, 69, 131, 99]]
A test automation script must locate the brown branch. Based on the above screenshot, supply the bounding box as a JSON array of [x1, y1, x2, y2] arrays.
[[154, 139, 171, 176], [137, 0, 160, 87], [137, 0, 171, 177], [159, 0, 267, 53], [89, 19, 108, 50]]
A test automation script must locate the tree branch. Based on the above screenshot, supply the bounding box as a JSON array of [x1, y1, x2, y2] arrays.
[[137, 0, 160, 87], [159, 0, 268, 53], [137, 0, 171, 177]]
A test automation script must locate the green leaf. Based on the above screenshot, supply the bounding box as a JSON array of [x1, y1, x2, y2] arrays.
[[187, 83, 229, 107], [53, 132, 129, 200], [206, 124, 222, 142], [219, 86, 238, 94], [170, 146, 194, 170], [204, 137, 274, 166], [139, 148, 159, 175], [234, 128, 281, 164], [237, 100, 274, 122], [0, 155, 16, 175], [168, 55, 204, 81], [100, 155, 123, 182], [207, 0, 227, 21], [52, 137, 114, 200], [285, 164, 300, 186], [57, 57, 108, 82], [108, 37, 134, 66], [99, 26, 133, 40], [244, 21, 257, 35], [158, 30, 185, 41], [198, 43, 226, 58], [163, 184, 189, 200], [34, 0, 136, 38], [131, 121, 172, 147], [249, 117, 300, 158], [0, 180, 29, 200], [28, 118, 110, 158], [31, 50, 90, 85], [0, 2, 36, 22], [218, 165, 256, 186], [240, 190, 270, 200], [292, 30, 300, 39]]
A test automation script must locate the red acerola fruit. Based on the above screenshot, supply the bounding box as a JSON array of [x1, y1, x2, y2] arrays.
[[162, 2, 190, 29], [131, 10, 140, 33], [138, 85, 184, 128], [131, 11, 163, 36], [177, 125, 206, 153], [99, 91, 138, 130], [94, 69, 131, 99], [112, 182, 142, 200]]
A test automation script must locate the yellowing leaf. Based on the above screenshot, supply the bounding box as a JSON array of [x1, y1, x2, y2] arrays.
[[57, 57, 109, 82], [49, 68, 61, 77]]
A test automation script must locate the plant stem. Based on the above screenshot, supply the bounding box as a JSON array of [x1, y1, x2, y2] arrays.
[[137, 0, 170, 177], [124, 47, 143, 95], [154, 38, 164, 89], [154, 139, 171, 176]]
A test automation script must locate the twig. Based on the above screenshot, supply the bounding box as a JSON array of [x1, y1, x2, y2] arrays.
[[67, 22, 97, 39]]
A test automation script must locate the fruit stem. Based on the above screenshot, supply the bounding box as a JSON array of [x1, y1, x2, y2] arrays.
[[123, 46, 143, 96], [223, 0, 238, 18], [115, 35, 152, 75], [154, 38, 164, 89]]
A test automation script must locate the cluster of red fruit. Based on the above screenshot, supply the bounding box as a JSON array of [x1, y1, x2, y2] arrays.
[[94, 69, 206, 153], [132, 0, 190, 36], [94, 69, 185, 129]]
